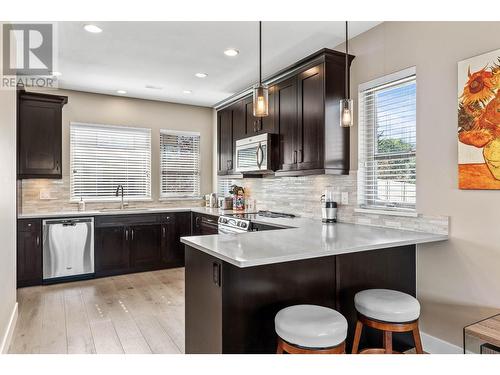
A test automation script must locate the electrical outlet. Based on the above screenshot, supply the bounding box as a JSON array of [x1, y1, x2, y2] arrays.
[[39, 189, 51, 200], [341, 192, 349, 205]]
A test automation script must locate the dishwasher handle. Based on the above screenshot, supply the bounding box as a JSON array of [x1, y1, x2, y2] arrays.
[[44, 217, 94, 226]]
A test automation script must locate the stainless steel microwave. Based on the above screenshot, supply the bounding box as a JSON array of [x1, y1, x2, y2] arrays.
[[235, 133, 278, 173]]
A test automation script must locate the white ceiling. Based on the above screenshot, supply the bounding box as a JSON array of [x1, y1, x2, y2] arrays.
[[55, 21, 381, 107]]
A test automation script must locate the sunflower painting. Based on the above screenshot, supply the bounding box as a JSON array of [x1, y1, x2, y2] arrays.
[[458, 49, 500, 189]]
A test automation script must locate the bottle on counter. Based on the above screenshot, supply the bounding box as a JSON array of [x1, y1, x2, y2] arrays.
[[78, 197, 86, 211]]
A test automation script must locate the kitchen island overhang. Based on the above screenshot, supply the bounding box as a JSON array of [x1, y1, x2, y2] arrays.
[[181, 221, 447, 354]]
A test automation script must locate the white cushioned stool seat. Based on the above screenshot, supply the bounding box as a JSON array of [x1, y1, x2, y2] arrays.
[[354, 289, 420, 323], [275, 305, 347, 348]]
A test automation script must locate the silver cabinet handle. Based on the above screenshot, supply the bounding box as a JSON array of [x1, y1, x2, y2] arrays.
[[162, 226, 166, 238], [36, 235, 40, 247], [125, 229, 129, 241], [131, 229, 134, 241]]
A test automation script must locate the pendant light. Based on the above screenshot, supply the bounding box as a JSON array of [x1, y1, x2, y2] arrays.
[[253, 21, 269, 117], [340, 21, 354, 128]]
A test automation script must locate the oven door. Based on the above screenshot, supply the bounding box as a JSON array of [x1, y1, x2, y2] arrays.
[[235, 134, 268, 173]]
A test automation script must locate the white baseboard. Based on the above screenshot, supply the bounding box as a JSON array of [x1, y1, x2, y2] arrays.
[[0, 302, 18, 354], [421, 331, 462, 354]]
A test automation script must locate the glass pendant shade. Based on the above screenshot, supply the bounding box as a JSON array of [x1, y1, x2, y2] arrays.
[[253, 84, 269, 117], [340, 98, 354, 128]]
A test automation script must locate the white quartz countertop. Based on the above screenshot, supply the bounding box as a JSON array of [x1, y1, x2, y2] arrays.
[[17, 206, 227, 219], [181, 215, 448, 268]]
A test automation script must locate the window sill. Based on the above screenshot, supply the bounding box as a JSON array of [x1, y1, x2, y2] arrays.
[[354, 208, 418, 218], [70, 198, 153, 203], [159, 197, 204, 202]]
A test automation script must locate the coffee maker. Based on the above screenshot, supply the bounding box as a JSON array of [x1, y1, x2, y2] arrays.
[[321, 187, 338, 223]]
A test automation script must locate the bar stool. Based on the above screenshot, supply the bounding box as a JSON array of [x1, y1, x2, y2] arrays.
[[351, 289, 424, 354], [275, 304, 348, 354]]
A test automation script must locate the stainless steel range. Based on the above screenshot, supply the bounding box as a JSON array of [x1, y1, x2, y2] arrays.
[[217, 210, 295, 234]]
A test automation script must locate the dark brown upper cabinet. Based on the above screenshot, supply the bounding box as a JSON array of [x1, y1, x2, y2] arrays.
[[17, 89, 68, 179], [216, 48, 354, 177], [217, 107, 233, 175]]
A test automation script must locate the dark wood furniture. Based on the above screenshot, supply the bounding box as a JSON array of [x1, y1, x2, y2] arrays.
[[215, 48, 354, 177], [185, 244, 416, 354], [17, 89, 68, 179], [17, 219, 43, 287], [95, 212, 191, 277], [351, 314, 423, 354], [276, 338, 346, 354], [16, 211, 193, 286]]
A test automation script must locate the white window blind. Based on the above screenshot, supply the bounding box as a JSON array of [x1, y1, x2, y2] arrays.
[[160, 130, 201, 198], [70, 122, 151, 201], [358, 68, 417, 212]]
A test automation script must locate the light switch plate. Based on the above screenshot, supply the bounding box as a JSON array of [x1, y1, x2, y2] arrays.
[[341, 192, 349, 205]]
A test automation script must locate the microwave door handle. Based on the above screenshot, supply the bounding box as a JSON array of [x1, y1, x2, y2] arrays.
[[259, 144, 265, 168], [256, 144, 263, 168]]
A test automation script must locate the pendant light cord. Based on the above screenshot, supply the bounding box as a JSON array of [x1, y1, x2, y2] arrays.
[[345, 21, 349, 100], [259, 21, 262, 85]]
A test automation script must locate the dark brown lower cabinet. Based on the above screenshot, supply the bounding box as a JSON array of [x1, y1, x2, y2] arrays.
[[95, 212, 192, 278], [130, 223, 162, 271], [95, 224, 130, 277], [17, 219, 42, 287], [184, 244, 416, 354]]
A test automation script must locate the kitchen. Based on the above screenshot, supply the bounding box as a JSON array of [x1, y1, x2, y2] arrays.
[[1, 9, 500, 374]]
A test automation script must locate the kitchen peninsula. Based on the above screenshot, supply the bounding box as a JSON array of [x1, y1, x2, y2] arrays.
[[181, 217, 447, 354]]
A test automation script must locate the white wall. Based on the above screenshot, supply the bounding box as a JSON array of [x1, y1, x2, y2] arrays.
[[346, 21, 500, 347], [0, 23, 18, 352], [22, 89, 215, 213]]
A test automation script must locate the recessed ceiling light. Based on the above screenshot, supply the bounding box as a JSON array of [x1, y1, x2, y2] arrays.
[[51, 71, 62, 77], [183, 90, 192, 94], [224, 48, 239, 57], [116, 90, 127, 95], [84, 24, 103, 33], [195, 72, 208, 78]]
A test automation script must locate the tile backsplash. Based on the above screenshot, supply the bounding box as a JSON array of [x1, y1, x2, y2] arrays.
[[219, 172, 449, 235], [19, 176, 204, 214]]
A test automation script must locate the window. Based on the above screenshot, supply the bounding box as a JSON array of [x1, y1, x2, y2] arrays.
[[160, 130, 201, 198], [70, 122, 151, 201], [358, 67, 416, 213]]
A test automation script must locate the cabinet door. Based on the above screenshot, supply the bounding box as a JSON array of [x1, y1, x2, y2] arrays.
[[231, 101, 246, 170], [130, 224, 162, 270], [18, 99, 62, 178], [17, 219, 42, 287], [297, 64, 325, 171], [217, 109, 233, 174], [162, 212, 191, 266], [275, 77, 298, 171], [95, 225, 130, 276], [245, 97, 261, 135]]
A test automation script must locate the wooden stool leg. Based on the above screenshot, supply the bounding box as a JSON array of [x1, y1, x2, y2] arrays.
[[351, 320, 363, 354], [276, 338, 285, 354], [384, 331, 393, 354], [412, 325, 424, 354]]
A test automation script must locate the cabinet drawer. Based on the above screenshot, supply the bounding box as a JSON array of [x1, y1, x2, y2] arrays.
[[18, 219, 41, 232], [95, 213, 162, 227]]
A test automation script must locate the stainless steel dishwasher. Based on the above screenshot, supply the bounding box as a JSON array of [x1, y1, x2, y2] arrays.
[[42, 217, 94, 280]]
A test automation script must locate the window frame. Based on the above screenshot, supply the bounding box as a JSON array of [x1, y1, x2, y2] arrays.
[[159, 129, 201, 200], [69, 121, 152, 202], [357, 67, 417, 215]]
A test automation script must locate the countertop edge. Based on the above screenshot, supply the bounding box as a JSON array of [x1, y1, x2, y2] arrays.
[[180, 233, 448, 268]]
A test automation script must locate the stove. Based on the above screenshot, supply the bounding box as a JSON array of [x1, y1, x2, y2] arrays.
[[217, 210, 296, 234]]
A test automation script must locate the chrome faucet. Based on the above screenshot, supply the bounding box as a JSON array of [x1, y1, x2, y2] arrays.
[[115, 185, 124, 209]]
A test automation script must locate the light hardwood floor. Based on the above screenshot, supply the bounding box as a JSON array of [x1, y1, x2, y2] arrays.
[[8, 268, 186, 354]]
